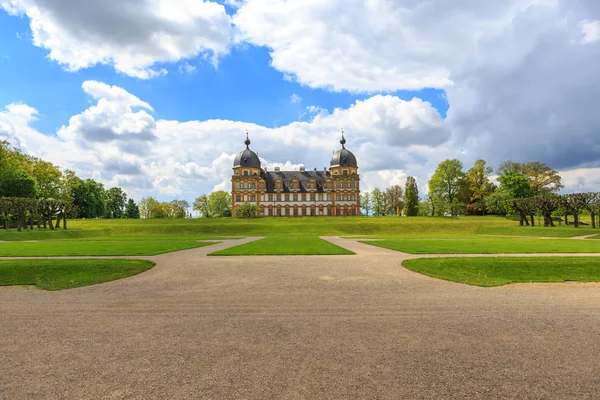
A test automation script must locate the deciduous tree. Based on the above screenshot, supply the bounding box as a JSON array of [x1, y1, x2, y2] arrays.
[[428, 159, 467, 216], [403, 176, 419, 216]]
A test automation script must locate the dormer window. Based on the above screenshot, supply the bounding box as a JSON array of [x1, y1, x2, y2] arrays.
[[343, 170, 348, 175], [243, 170, 249, 176]]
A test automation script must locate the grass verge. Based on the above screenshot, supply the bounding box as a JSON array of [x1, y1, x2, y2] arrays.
[[361, 238, 600, 254], [402, 257, 600, 287], [0, 259, 155, 290], [210, 237, 354, 256], [0, 240, 217, 256]]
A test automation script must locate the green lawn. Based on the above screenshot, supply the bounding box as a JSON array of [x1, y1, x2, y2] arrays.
[[3, 216, 599, 242], [210, 237, 354, 256], [0, 240, 217, 257], [0, 259, 155, 290], [402, 257, 600, 287], [361, 238, 600, 254]]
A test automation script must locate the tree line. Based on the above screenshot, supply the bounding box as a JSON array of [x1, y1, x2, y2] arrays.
[[0, 140, 141, 230]]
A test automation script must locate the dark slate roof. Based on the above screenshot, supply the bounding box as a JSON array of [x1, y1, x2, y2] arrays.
[[262, 170, 329, 192], [330, 148, 358, 168], [233, 148, 261, 168]]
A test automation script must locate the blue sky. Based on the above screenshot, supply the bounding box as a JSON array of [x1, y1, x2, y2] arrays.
[[0, 10, 448, 135], [1, 0, 599, 201]]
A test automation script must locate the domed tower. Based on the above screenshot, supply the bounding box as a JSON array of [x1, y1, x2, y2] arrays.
[[233, 132, 261, 171], [330, 130, 358, 175], [329, 130, 360, 216], [231, 132, 265, 216]]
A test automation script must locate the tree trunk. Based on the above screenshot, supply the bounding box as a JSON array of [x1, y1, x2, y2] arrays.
[[42, 215, 47, 229], [530, 215, 535, 227], [63, 213, 67, 230], [591, 212, 596, 229], [55, 214, 62, 229], [565, 214, 569, 225], [29, 215, 33, 230], [519, 215, 524, 226], [49, 215, 54, 230], [37, 219, 41, 229], [574, 211, 580, 228], [548, 214, 555, 227]]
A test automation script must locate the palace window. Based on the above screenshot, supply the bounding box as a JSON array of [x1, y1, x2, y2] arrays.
[[250, 195, 256, 202], [236, 195, 241, 202], [336, 182, 341, 188], [336, 194, 341, 201], [235, 183, 240, 189], [268, 194, 273, 201], [318, 194, 323, 201], [285, 194, 289, 202], [251, 183, 256, 189], [285, 208, 289, 216], [276, 194, 281, 202], [343, 170, 348, 175], [302, 194, 307, 201], [243, 170, 249, 176], [310, 194, 316, 201], [293, 194, 298, 201]]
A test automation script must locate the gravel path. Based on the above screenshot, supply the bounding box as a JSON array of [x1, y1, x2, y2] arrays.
[[1, 236, 599, 399]]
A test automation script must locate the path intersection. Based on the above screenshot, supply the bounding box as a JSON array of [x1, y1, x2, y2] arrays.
[[1, 237, 599, 399]]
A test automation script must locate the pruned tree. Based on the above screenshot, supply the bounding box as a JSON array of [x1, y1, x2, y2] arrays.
[[534, 194, 560, 227], [577, 192, 599, 229]]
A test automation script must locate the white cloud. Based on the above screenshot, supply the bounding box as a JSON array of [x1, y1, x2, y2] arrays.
[[2, 81, 447, 201], [1, 0, 233, 78], [289, 93, 302, 104], [581, 20, 600, 43], [233, 0, 544, 92]]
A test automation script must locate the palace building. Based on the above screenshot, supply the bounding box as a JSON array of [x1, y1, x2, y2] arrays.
[[232, 132, 360, 217]]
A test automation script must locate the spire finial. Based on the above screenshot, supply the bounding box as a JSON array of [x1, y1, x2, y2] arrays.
[[340, 128, 346, 148], [244, 130, 251, 148]]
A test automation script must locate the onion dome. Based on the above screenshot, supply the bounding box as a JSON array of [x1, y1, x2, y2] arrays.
[[233, 131, 261, 168], [330, 131, 357, 168]]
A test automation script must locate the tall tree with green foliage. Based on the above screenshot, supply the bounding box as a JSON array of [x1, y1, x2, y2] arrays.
[[371, 188, 385, 216], [193, 195, 211, 217], [499, 161, 563, 195], [0, 169, 37, 198], [384, 185, 404, 215], [428, 159, 467, 216], [105, 187, 127, 218], [497, 172, 533, 199], [208, 191, 232, 217], [125, 199, 140, 219], [139, 196, 159, 219], [169, 200, 190, 218], [465, 159, 495, 215], [360, 192, 371, 216], [72, 179, 106, 218], [403, 176, 419, 216]]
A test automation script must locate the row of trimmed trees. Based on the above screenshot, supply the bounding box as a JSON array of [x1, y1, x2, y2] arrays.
[[0, 197, 69, 231], [512, 193, 600, 228]]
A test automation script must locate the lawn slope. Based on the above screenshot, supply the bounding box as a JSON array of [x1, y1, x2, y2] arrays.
[[362, 238, 600, 254], [0, 259, 155, 290], [0, 240, 217, 257], [211, 237, 354, 256], [402, 257, 600, 287]]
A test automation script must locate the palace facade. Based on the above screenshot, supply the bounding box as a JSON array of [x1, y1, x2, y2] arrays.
[[232, 133, 360, 217]]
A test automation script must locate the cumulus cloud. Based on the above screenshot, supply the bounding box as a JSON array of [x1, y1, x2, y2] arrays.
[[1, 0, 233, 78], [2, 81, 446, 200], [233, 0, 543, 92]]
